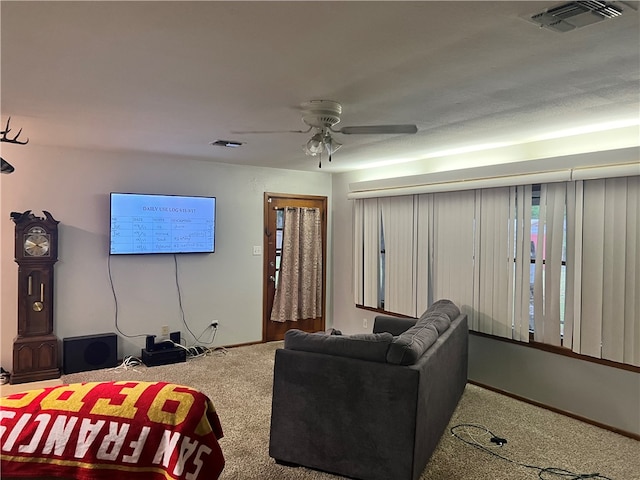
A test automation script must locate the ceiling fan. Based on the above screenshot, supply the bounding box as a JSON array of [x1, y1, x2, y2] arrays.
[[232, 100, 418, 167]]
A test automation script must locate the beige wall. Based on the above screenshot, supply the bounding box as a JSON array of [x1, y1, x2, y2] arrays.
[[0, 145, 331, 367], [469, 334, 640, 436]]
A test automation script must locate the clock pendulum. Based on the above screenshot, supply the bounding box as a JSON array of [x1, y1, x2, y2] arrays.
[[9, 210, 61, 384]]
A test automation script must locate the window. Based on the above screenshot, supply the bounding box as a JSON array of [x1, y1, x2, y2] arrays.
[[274, 209, 284, 286], [353, 175, 640, 367], [354, 196, 416, 316]]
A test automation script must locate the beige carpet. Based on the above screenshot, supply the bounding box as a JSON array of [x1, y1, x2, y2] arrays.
[[61, 341, 639, 480]]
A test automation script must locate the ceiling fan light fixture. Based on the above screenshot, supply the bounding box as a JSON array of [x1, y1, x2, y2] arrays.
[[304, 132, 325, 156], [324, 134, 342, 154]]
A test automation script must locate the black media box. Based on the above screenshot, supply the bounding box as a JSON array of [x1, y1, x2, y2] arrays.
[[141, 347, 186, 367]]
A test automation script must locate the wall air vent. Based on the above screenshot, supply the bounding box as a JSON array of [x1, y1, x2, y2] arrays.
[[529, 1, 625, 32]]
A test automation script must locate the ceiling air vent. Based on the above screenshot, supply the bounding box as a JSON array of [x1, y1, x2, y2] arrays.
[[529, 1, 624, 32], [210, 140, 244, 148]]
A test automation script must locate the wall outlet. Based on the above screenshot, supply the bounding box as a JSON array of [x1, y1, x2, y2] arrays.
[[160, 325, 170, 337], [363, 318, 368, 329]]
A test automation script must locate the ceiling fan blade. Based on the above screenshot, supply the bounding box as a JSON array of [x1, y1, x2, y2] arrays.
[[231, 127, 311, 134], [337, 124, 418, 135]]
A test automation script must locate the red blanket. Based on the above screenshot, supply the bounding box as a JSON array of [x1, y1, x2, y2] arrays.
[[0, 381, 224, 479]]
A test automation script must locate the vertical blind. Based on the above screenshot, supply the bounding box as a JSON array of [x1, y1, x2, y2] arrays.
[[577, 176, 639, 365], [353, 176, 639, 367], [475, 187, 513, 338], [533, 183, 566, 347], [380, 196, 416, 316], [353, 198, 381, 308], [415, 194, 433, 315], [513, 185, 533, 342], [431, 190, 476, 324]]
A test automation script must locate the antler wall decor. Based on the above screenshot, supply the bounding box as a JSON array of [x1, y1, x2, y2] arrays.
[[1, 117, 30, 174]]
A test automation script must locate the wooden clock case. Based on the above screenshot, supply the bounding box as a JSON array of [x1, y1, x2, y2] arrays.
[[10, 210, 61, 384]]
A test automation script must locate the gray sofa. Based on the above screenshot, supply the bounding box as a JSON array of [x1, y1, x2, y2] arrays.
[[269, 299, 468, 480]]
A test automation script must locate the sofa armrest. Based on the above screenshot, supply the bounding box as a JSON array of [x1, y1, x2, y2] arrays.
[[373, 315, 417, 336], [409, 313, 468, 474]]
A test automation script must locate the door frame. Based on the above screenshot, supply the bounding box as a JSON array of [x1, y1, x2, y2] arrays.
[[262, 192, 328, 342]]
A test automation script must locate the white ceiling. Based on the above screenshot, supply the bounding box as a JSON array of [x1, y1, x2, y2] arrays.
[[2, 1, 639, 173]]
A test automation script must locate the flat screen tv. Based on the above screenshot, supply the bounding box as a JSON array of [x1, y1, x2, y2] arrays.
[[110, 193, 216, 255]]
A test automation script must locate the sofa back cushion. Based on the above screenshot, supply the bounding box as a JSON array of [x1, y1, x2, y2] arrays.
[[373, 316, 417, 336], [284, 329, 393, 363], [386, 311, 453, 365], [422, 298, 460, 322], [423, 312, 451, 335]]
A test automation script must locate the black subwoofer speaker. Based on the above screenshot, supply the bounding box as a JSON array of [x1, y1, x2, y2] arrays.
[[63, 333, 118, 374]]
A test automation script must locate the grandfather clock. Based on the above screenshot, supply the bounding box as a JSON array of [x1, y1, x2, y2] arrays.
[[10, 210, 61, 384]]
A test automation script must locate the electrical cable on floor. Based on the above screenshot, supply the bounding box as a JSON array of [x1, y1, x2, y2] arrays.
[[0, 367, 10, 385], [450, 423, 613, 480], [169, 339, 220, 360], [110, 355, 143, 373]]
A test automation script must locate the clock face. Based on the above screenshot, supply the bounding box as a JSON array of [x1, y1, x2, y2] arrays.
[[24, 227, 50, 257]]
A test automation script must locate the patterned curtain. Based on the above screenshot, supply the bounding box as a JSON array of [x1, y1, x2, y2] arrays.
[[270, 207, 322, 322]]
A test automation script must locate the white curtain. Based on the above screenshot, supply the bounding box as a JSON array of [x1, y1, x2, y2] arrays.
[[380, 196, 416, 317], [473, 187, 515, 338], [513, 185, 532, 342], [362, 199, 380, 308], [353, 199, 364, 305], [577, 176, 639, 365], [415, 194, 433, 315], [564, 181, 583, 351], [352, 198, 380, 308], [350, 174, 640, 367], [532, 183, 566, 346], [431, 190, 476, 326], [270, 207, 322, 322]]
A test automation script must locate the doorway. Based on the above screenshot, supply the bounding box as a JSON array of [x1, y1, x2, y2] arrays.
[[262, 193, 327, 342]]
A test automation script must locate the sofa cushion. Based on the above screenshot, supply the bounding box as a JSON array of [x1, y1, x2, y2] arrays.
[[423, 311, 451, 335], [373, 316, 418, 336], [386, 321, 440, 365], [422, 298, 460, 322], [284, 329, 393, 363], [386, 305, 454, 365]]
